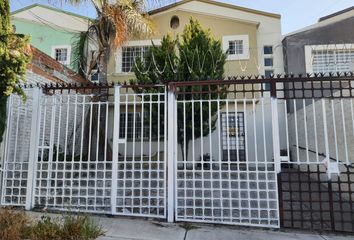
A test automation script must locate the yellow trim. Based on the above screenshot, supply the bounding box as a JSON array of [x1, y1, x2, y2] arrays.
[[149, 0, 281, 19]]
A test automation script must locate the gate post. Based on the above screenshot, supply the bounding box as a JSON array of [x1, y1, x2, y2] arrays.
[[111, 85, 121, 215], [167, 87, 176, 222], [270, 80, 281, 173], [26, 87, 42, 210]]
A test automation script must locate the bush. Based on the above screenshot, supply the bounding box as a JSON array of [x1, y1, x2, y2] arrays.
[[0, 208, 104, 240], [0, 207, 29, 240], [60, 215, 104, 240], [28, 216, 62, 240]]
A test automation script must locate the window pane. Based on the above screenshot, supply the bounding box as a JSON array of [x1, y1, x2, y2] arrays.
[[119, 113, 141, 139], [312, 50, 336, 73], [122, 46, 150, 73], [265, 70, 274, 77], [55, 48, 68, 63], [264, 58, 273, 67], [228, 40, 243, 55], [335, 50, 354, 72], [264, 46, 273, 55]]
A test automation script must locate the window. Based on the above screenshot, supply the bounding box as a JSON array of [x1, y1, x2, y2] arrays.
[[305, 44, 354, 73], [52, 46, 71, 65], [55, 48, 68, 63], [264, 46, 273, 55], [221, 112, 245, 162], [312, 50, 354, 73], [222, 35, 249, 60], [121, 46, 150, 73], [264, 58, 273, 67], [265, 70, 274, 78], [264, 70, 274, 91], [116, 40, 161, 74], [228, 40, 243, 55], [119, 113, 143, 139], [119, 112, 160, 140]]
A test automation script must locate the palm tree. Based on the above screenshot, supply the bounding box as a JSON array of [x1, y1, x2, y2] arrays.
[[57, 0, 165, 160], [67, 0, 159, 83]]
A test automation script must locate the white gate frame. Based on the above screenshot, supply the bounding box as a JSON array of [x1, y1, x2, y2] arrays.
[[24, 88, 42, 210], [167, 88, 177, 222], [111, 85, 121, 215]]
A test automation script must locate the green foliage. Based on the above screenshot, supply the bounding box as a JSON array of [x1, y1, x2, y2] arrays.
[[28, 216, 62, 240], [72, 31, 90, 78], [0, 208, 104, 240], [61, 215, 104, 240], [131, 18, 226, 160], [28, 215, 103, 240], [0, 0, 31, 143]]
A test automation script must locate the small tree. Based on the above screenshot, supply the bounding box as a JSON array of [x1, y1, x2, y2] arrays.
[[131, 18, 226, 161], [0, 0, 31, 143]]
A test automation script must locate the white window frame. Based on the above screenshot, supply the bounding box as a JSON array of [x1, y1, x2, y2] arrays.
[[222, 35, 249, 61], [51, 45, 71, 65], [116, 39, 161, 74], [305, 44, 354, 73]]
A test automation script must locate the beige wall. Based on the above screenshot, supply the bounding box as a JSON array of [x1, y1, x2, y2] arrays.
[[108, 10, 259, 83]]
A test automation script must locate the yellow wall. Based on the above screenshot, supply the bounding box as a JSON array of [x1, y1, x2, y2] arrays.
[[108, 10, 259, 83]]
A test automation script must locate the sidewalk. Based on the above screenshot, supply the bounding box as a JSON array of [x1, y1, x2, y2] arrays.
[[95, 216, 354, 240], [28, 212, 354, 240]]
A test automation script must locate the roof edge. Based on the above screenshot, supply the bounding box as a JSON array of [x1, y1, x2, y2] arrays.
[[11, 3, 94, 21], [149, 0, 281, 19], [319, 6, 354, 22]]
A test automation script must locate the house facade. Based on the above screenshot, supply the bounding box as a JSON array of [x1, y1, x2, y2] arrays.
[[283, 7, 354, 74], [103, 0, 288, 167], [107, 0, 284, 83], [11, 4, 91, 72]]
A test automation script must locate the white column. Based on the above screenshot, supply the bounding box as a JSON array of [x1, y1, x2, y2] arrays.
[[26, 87, 42, 210]]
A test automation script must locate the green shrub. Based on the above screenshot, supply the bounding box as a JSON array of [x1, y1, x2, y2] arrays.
[[28, 216, 62, 240], [60, 215, 104, 240], [0, 208, 104, 240]]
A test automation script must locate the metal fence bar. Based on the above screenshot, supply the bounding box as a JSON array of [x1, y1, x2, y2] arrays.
[[168, 89, 176, 222], [26, 88, 41, 210], [111, 85, 121, 215]]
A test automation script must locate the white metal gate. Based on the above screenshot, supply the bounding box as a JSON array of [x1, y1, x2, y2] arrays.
[[167, 82, 280, 228], [0, 86, 167, 218]]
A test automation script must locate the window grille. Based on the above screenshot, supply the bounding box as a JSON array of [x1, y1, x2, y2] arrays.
[[55, 48, 68, 64], [122, 46, 150, 73], [228, 40, 243, 55], [312, 49, 354, 73]]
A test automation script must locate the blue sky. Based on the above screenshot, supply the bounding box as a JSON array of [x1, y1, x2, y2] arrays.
[[10, 0, 354, 34]]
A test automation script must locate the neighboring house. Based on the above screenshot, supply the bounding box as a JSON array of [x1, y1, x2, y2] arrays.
[[108, 0, 284, 83], [282, 8, 354, 165], [11, 4, 92, 72], [28, 45, 89, 85], [0, 45, 89, 167], [283, 6, 354, 74]]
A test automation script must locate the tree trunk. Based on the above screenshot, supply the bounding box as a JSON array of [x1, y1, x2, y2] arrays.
[[89, 48, 112, 160], [0, 96, 8, 144]]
